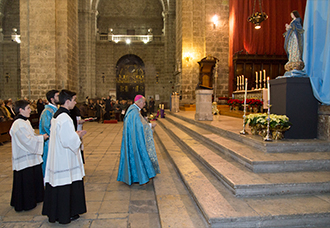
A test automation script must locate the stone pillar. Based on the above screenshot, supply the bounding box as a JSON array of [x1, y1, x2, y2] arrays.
[[171, 94, 180, 112], [178, 0, 206, 105], [78, 9, 97, 101], [20, 0, 78, 100], [195, 89, 213, 121], [20, 0, 56, 99]]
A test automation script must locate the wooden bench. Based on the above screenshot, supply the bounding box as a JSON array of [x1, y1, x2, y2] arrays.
[[0, 120, 13, 144]]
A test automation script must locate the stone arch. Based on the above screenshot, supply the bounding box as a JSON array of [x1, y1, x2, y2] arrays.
[[116, 54, 145, 101]]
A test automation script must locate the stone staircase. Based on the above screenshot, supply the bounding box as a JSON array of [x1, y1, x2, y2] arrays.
[[154, 112, 330, 228]]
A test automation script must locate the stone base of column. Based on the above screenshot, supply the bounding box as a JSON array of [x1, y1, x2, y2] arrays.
[[171, 94, 180, 112], [195, 89, 213, 121]]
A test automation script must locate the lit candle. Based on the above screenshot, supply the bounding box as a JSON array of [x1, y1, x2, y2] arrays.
[[239, 76, 241, 89], [267, 77, 270, 103], [244, 78, 248, 107], [242, 75, 244, 86], [263, 70, 266, 83], [259, 71, 262, 83], [237, 76, 239, 86], [255, 72, 258, 83]]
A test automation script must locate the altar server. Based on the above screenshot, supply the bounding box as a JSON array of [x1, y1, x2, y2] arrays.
[[42, 90, 87, 224], [9, 100, 48, 211], [39, 89, 59, 176]]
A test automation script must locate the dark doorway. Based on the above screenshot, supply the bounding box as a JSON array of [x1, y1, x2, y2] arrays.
[[116, 54, 145, 101]]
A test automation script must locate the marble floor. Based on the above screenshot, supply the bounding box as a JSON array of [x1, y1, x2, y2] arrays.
[[0, 121, 206, 228]]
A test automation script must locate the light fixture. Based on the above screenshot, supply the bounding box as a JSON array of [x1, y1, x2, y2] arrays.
[[11, 28, 21, 43], [212, 15, 218, 29], [184, 53, 193, 62], [125, 39, 131, 44], [247, 0, 268, 29]]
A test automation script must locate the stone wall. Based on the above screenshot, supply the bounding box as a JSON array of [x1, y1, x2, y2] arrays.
[[0, 43, 20, 99], [97, 0, 163, 35], [0, 0, 20, 100], [95, 41, 168, 106], [176, 0, 229, 105]]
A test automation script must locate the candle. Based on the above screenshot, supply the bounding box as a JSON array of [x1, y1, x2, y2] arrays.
[[263, 70, 266, 82], [255, 72, 258, 83], [237, 76, 239, 86], [267, 77, 270, 103], [244, 78, 248, 107], [259, 71, 262, 83], [242, 75, 244, 86]]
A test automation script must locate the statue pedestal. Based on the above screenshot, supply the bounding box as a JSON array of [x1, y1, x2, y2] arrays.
[[195, 89, 213, 121], [171, 94, 180, 113], [270, 77, 318, 139]]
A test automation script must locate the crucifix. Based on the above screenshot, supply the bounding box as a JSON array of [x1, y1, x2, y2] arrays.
[[102, 73, 105, 83], [5, 73, 10, 83]]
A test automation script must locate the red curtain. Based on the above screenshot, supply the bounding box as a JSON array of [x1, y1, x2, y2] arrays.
[[228, 0, 306, 95]]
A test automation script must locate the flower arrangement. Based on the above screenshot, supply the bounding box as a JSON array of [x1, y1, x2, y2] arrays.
[[245, 113, 292, 139], [227, 99, 242, 106], [246, 99, 263, 107]]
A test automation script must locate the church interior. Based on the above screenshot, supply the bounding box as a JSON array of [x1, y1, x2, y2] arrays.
[[0, 0, 330, 227]]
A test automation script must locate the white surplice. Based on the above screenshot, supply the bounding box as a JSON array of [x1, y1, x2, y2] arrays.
[[44, 112, 85, 187], [9, 119, 44, 171]]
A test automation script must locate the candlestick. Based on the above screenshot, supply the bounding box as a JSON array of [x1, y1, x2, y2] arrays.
[[255, 72, 258, 89], [259, 71, 262, 88], [237, 76, 239, 90], [242, 75, 244, 90], [240, 78, 248, 135], [267, 77, 270, 102], [263, 70, 266, 88]]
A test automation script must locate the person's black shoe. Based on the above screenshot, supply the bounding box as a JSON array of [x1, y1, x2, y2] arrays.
[[70, 214, 80, 221]]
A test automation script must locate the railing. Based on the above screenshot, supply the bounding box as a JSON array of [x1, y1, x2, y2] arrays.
[[98, 34, 164, 43]]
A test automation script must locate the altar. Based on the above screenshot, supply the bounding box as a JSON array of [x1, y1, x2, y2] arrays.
[[232, 89, 268, 109]]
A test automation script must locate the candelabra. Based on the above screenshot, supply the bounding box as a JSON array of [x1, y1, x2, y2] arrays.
[[264, 101, 272, 141]]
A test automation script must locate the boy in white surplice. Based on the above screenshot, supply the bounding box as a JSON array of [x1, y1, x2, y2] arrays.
[[9, 100, 48, 211], [42, 90, 87, 224]]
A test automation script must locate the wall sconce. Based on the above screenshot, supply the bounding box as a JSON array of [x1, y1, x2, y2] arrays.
[[5, 73, 10, 83], [212, 15, 218, 29], [184, 53, 193, 62], [0, 28, 3, 42], [102, 73, 105, 83], [11, 28, 21, 43]]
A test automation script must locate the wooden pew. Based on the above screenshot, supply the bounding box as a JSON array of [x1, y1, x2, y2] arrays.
[[0, 120, 13, 144]]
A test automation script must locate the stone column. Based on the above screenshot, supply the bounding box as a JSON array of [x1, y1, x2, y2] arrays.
[[195, 89, 213, 121], [178, 0, 206, 105], [78, 9, 97, 101], [20, 0, 78, 100]]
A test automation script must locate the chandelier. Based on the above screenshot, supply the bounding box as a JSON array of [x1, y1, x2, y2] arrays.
[[247, 0, 268, 29]]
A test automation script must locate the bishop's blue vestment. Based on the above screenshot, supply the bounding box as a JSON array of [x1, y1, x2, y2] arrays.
[[117, 104, 160, 185], [39, 104, 58, 176]]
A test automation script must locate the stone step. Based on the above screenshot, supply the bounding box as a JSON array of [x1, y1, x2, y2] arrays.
[[158, 118, 330, 197], [168, 111, 330, 153], [165, 114, 330, 173], [154, 122, 330, 227]]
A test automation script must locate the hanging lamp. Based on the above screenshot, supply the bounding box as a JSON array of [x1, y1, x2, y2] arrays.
[[247, 0, 268, 29]]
